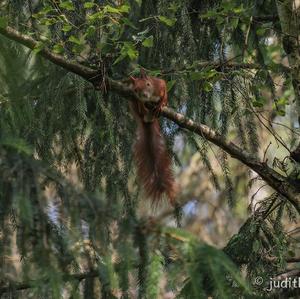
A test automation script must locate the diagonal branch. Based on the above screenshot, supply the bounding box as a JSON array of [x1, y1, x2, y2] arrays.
[[0, 25, 299, 212], [162, 61, 289, 74], [161, 107, 299, 212], [0, 26, 99, 82]]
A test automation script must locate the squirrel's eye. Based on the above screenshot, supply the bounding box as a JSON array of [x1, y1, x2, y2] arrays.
[[146, 82, 150, 86]]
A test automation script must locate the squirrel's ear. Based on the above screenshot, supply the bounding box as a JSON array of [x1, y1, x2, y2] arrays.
[[130, 76, 136, 83], [140, 68, 148, 78]]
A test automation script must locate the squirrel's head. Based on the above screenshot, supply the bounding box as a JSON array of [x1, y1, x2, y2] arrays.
[[130, 68, 162, 103], [130, 70, 161, 103], [130, 77, 154, 102]]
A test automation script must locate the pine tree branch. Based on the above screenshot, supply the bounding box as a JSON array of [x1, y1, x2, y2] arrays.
[[253, 15, 279, 23], [0, 26, 100, 82], [276, 1, 300, 124], [0, 270, 99, 294], [163, 59, 289, 74], [266, 256, 300, 263], [162, 61, 262, 75], [196, 12, 279, 23], [0, 25, 299, 212]]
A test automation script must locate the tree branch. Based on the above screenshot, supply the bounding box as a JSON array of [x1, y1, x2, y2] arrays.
[[161, 107, 299, 212], [0, 26, 99, 82], [162, 61, 262, 75], [266, 256, 300, 263], [0, 25, 299, 212], [252, 15, 279, 23], [0, 270, 99, 294], [161, 60, 291, 76]]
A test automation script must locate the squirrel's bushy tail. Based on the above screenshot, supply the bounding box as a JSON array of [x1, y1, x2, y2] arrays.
[[133, 119, 176, 204]]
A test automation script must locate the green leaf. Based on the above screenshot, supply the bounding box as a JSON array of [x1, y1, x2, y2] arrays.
[[253, 97, 266, 107], [221, 1, 234, 11], [253, 101, 264, 108], [32, 13, 41, 19], [127, 48, 138, 60], [256, 28, 267, 36], [122, 18, 138, 29], [148, 70, 161, 76], [87, 11, 104, 22], [203, 81, 213, 92], [200, 10, 218, 19], [114, 42, 138, 65], [0, 16, 7, 28], [72, 44, 85, 54], [230, 17, 239, 29], [206, 69, 218, 79], [216, 16, 224, 26], [86, 25, 96, 37], [168, 3, 181, 13], [277, 97, 288, 106], [33, 42, 45, 54], [42, 18, 57, 26], [105, 5, 121, 14], [233, 6, 244, 14], [276, 109, 286, 116], [253, 240, 261, 253], [84, 2, 96, 9], [33, 5, 53, 18], [253, 100, 264, 108], [68, 35, 82, 45], [40, 5, 53, 14], [167, 80, 176, 92], [113, 53, 127, 65], [59, 1, 75, 11], [62, 24, 72, 32], [142, 36, 153, 48], [122, 42, 138, 60], [158, 16, 176, 27], [53, 44, 64, 54], [190, 71, 204, 80], [119, 4, 130, 13]]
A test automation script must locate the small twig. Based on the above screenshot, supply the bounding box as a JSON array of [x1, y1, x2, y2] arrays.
[[263, 142, 272, 162], [243, 16, 253, 57]]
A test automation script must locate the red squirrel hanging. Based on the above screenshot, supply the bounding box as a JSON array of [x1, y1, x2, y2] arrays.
[[129, 70, 176, 204]]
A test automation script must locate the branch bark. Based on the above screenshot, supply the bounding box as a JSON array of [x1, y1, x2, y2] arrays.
[[161, 107, 299, 212], [162, 61, 263, 75], [252, 15, 280, 23], [0, 25, 299, 212]]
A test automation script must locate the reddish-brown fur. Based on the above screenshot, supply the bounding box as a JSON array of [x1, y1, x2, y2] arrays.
[[129, 73, 176, 204]]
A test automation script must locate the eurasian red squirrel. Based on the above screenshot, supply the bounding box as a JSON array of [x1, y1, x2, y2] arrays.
[[129, 70, 176, 204]]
